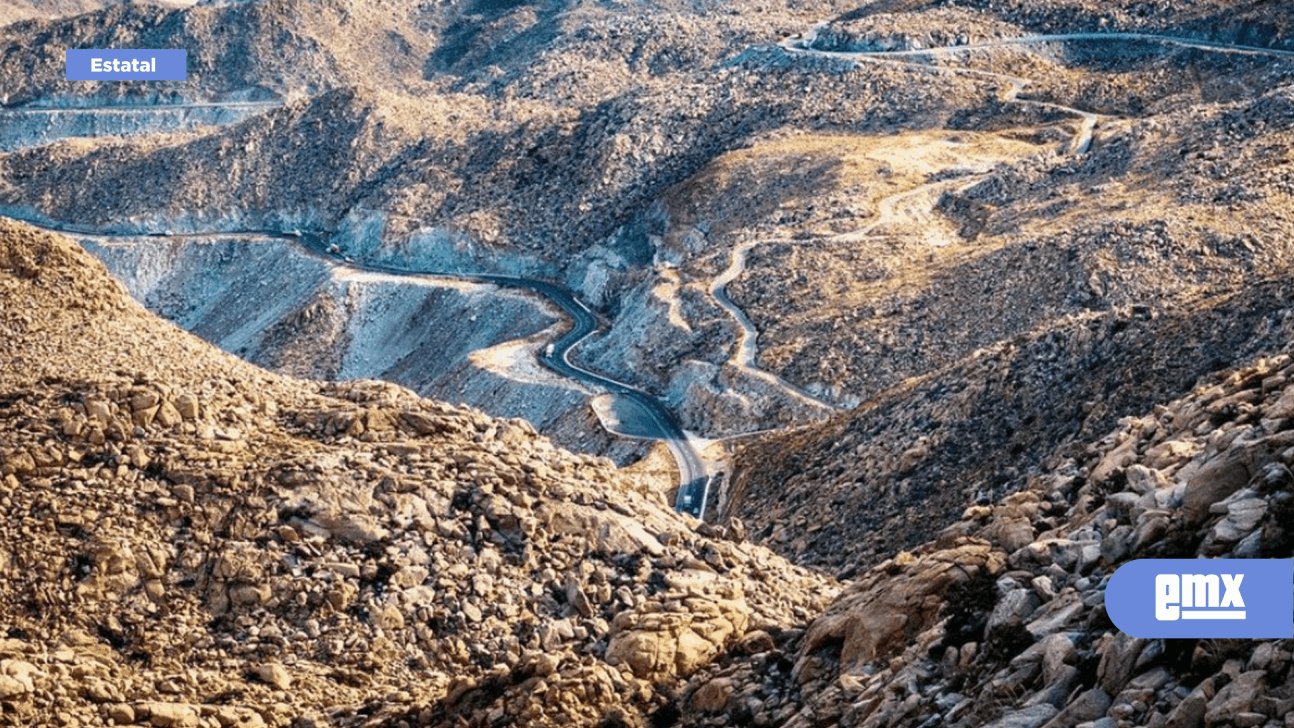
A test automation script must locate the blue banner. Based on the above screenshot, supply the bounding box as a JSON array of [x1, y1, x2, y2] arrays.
[[1107, 559, 1293, 638], [65, 49, 187, 81]]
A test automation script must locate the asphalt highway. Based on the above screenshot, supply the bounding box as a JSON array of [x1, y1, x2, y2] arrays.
[[295, 237, 714, 518], [7, 217, 712, 518]]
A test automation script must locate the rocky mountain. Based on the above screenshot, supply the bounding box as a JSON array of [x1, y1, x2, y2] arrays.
[[695, 8, 1294, 571], [0, 3, 939, 257], [0, 218, 836, 726], [5, 0, 1294, 726], [6, 0, 1293, 454], [729, 277, 1294, 574], [0, 0, 440, 106]]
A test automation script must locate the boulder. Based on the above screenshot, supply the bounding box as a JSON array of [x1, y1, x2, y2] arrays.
[[803, 541, 1004, 669], [0, 675, 28, 700], [986, 517, 1036, 552], [691, 677, 734, 712], [1204, 671, 1266, 726], [989, 588, 1042, 633], [174, 393, 200, 420], [1126, 465, 1171, 494], [255, 663, 292, 691], [1165, 687, 1208, 728], [1039, 688, 1112, 728], [984, 705, 1060, 728], [1040, 633, 1075, 686], [1182, 453, 1251, 525], [605, 596, 749, 682], [138, 702, 200, 728], [1097, 632, 1144, 695]]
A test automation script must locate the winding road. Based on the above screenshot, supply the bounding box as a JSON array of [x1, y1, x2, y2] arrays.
[[7, 28, 1293, 524], [8, 100, 281, 113], [698, 27, 1294, 414], [292, 240, 711, 518], [6, 218, 712, 518], [709, 241, 840, 411], [461, 268, 711, 519], [791, 31, 1294, 60], [0, 100, 282, 151]]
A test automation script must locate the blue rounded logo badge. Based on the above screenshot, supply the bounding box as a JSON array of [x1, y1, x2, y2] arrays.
[[1106, 559, 1293, 638]]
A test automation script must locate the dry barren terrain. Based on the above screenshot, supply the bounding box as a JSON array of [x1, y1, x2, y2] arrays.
[[4, 0, 1294, 726]]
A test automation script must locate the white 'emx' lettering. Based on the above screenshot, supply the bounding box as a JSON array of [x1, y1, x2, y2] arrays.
[[1156, 573, 1245, 621]]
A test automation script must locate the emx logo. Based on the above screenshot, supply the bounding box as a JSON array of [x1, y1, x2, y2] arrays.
[[1108, 559, 1292, 638], [1155, 573, 1246, 621]]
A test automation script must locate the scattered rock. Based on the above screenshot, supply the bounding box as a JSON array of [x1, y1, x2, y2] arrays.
[[255, 663, 292, 691]]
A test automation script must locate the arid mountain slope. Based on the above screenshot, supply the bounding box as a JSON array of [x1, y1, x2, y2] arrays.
[[0, 217, 836, 727], [823, 0, 1294, 49], [0, 46, 984, 258], [730, 280, 1294, 573], [0, 1, 198, 30], [717, 80, 1294, 571], [685, 7, 1294, 573], [672, 345, 1294, 728], [0, 0, 442, 105]]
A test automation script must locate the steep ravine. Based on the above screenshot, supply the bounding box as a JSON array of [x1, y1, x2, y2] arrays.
[[71, 231, 656, 468]]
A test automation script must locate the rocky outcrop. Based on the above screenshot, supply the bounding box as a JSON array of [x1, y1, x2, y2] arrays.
[[607, 590, 750, 682], [679, 348, 1294, 728], [801, 542, 1006, 670]]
